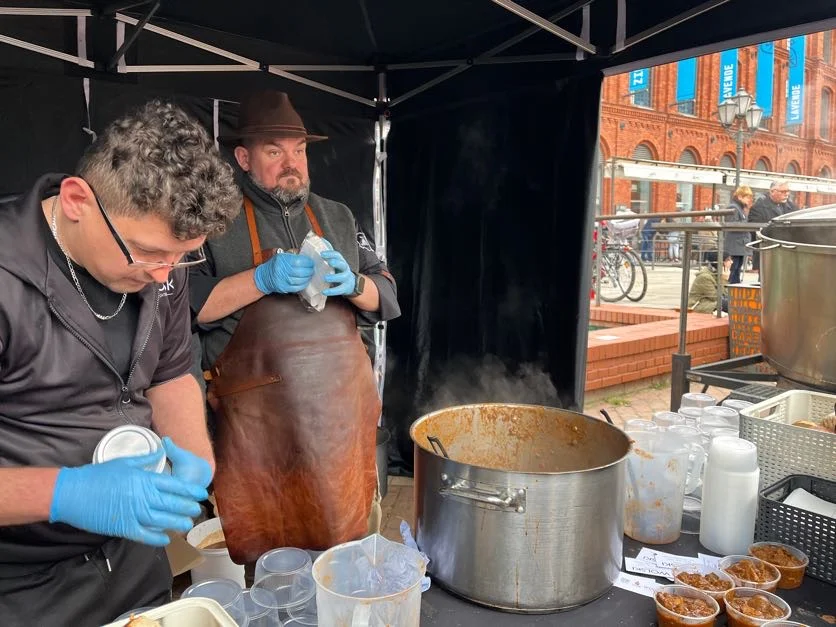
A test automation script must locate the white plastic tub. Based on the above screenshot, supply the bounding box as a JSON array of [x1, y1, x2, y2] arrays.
[[186, 517, 246, 587], [102, 598, 238, 627]]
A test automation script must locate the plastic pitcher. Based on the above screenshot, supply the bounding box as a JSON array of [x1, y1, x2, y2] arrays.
[[312, 534, 427, 627], [624, 431, 705, 544]]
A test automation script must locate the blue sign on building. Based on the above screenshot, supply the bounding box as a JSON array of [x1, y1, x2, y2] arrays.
[[629, 69, 649, 93], [786, 36, 806, 125], [718, 49, 738, 104], [756, 43, 775, 117]]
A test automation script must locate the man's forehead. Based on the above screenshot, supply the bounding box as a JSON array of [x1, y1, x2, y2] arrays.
[[259, 137, 306, 149]]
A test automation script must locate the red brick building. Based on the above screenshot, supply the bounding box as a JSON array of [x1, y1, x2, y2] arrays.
[[599, 29, 836, 214]]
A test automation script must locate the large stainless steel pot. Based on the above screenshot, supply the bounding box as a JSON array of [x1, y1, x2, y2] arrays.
[[751, 205, 836, 390], [410, 403, 631, 613]]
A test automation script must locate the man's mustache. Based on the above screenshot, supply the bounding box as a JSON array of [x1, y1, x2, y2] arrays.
[[280, 169, 303, 178]]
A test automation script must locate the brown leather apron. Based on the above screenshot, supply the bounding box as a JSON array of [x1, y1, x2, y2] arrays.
[[208, 197, 380, 564]]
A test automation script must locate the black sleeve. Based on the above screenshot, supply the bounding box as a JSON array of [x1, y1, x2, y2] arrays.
[[151, 268, 194, 386], [355, 222, 401, 324], [747, 203, 765, 224], [188, 246, 224, 328]]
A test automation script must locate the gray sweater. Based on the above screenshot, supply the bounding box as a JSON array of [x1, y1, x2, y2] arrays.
[[190, 175, 400, 370]]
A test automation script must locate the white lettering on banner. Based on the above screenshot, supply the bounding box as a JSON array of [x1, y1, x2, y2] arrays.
[[632, 72, 643, 86], [722, 63, 735, 100], [788, 84, 802, 121]]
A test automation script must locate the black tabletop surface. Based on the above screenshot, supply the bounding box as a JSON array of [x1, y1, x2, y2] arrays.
[[420, 535, 836, 626]]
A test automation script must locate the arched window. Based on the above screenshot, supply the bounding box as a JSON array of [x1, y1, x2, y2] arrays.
[[821, 89, 833, 140], [785, 161, 801, 175], [719, 154, 735, 168], [754, 158, 770, 172], [630, 143, 655, 212], [677, 149, 700, 213], [717, 154, 736, 206], [821, 165, 833, 179]]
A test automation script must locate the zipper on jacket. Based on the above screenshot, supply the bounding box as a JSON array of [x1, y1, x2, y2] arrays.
[[122, 289, 160, 406], [48, 300, 129, 420], [280, 203, 300, 250]]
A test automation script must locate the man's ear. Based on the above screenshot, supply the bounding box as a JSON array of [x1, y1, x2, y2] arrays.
[[234, 146, 250, 171], [58, 177, 95, 223]]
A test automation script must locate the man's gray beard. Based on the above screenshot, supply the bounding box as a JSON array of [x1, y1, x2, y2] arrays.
[[248, 172, 310, 205]]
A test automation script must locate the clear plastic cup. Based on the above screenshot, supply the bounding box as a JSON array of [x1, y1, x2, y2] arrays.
[[286, 595, 318, 625], [653, 411, 687, 430], [254, 547, 312, 583], [701, 405, 740, 430], [723, 588, 791, 627], [182, 578, 249, 627], [655, 584, 720, 627], [720, 555, 781, 592], [242, 589, 281, 627], [250, 571, 316, 612], [681, 393, 717, 409], [761, 622, 811, 627], [748, 542, 809, 590], [624, 418, 659, 433], [671, 564, 735, 612], [722, 399, 754, 412]]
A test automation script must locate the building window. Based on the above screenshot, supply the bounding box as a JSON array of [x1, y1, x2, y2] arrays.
[[824, 31, 833, 64], [822, 89, 833, 140], [785, 162, 801, 176], [630, 143, 654, 212], [676, 149, 699, 214], [821, 166, 833, 179], [677, 100, 696, 115], [754, 158, 770, 172]]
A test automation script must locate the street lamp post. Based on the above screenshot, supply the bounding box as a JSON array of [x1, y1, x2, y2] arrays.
[[717, 89, 764, 187]]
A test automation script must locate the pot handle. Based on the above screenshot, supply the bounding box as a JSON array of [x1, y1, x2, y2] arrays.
[[439, 476, 526, 513], [746, 240, 780, 251]]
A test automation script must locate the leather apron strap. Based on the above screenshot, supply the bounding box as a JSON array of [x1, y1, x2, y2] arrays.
[[242, 196, 324, 267]]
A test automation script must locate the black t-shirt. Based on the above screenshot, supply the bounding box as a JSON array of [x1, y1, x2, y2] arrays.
[[40, 210, 140, 379]]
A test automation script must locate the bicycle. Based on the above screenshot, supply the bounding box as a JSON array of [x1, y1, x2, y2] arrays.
[[591, 228, 636, 302], [602, 220, 648, 302]]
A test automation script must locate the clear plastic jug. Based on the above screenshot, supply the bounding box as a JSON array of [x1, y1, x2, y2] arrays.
[[312, 534, 427, 627], [624, 431, 706, 544]]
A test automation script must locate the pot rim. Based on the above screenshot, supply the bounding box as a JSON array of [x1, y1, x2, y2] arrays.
[[409, 402, 632, 476], [758, 229, 836, 252]]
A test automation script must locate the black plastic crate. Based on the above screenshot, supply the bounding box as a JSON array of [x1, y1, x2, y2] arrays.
[[756, 474, 836, 585]]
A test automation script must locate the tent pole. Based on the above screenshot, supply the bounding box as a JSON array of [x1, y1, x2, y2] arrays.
[[373, 71, 390, 405], [0, 8, 91, 16], [390, 0, 593, 107], [490, 0, 596, 54], [0, 33, 94, 68], [108, 0, 159, 69], [613, 0, 732, 53], [113, 13, 376, 107]]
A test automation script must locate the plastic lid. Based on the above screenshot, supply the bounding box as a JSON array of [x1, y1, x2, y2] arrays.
[[251, 571, 316, 610], [708, 436, 758, 472], [721, 399, 754, 411], [93, 426, 166, 473], [182, 578, 243, 608], [286, 596, 318, 625], [256, 547, 312, 578], [242, 589, 273, 620]]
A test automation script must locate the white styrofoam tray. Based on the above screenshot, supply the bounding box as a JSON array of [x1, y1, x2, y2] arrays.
[[101, 598, 238, 627]]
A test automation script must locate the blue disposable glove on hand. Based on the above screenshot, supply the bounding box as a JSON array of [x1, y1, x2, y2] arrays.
[[254, 252, 315, 295], [162, 437, 213, 489], [49, 451, 208, 547], [321, 249, 356, 297]]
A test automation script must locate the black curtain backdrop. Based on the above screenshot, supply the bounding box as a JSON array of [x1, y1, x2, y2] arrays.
[[383, 75, 601, 467]]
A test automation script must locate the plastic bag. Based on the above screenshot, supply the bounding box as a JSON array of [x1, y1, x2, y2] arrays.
[[298, 230, 333, 312], [400, 520, 432, 592]]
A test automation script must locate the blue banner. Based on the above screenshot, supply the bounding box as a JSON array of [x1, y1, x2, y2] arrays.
[[676, 58, 697, 102], [629, 69, 649, 93], [756, 42, 775, 117], [786, 36, 806, 125], [719, 49, 738, 104]]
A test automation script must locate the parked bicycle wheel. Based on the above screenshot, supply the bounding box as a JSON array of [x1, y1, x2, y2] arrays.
[[624, 249, 648, 302], [598, 248, 636, 302]]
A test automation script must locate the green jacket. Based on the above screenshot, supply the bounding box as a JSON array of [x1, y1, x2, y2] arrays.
[[688, 267, 727, 313]]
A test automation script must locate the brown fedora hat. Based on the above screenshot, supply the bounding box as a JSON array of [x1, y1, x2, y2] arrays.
[[219, 90, 327, 143]]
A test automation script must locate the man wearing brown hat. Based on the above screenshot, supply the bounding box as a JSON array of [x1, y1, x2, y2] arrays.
[[189, 91, 399, 563]]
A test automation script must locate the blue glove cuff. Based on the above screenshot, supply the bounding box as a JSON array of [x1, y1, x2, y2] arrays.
[[253, 263, 271, 294], [48, 466, 73, 523]]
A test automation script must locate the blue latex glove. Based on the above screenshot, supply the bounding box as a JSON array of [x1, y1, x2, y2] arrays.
[[254, 252, 314, 295], [49, 451, 208, 547], [321, 249, 356, 297], [162, 437, 213, 489]]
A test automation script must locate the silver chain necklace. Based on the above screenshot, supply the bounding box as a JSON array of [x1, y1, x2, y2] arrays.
[[50, 197, 127, 321]]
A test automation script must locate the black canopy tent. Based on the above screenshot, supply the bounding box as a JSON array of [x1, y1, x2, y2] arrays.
[[1, 1, 834, 466]]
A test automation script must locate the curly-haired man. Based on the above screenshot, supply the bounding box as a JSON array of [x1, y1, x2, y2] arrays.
[[0, 100, 241, 625]]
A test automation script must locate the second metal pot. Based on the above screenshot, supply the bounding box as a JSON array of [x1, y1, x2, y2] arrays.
[[410, 403, 631, 613]]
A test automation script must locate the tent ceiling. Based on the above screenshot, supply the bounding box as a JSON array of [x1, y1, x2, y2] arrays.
[[1, 0, 834, 115]]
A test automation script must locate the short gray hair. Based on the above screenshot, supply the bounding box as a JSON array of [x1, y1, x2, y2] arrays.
[[76, 100, 241, 239], [770, 179, 789, 190]]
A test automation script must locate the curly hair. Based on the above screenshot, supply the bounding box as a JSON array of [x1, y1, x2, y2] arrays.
[[76, 100, 241, 240]]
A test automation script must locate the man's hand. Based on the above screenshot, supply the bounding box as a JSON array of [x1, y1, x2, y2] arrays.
[[321, 250, 356, 297], [163, 437, 213, 489], [254, 252, 314, 294], [49, 452, 207, 547]]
